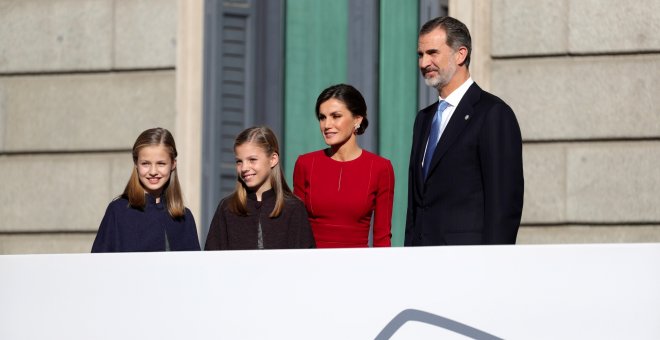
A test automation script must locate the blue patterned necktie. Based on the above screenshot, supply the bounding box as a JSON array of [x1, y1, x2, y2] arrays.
[[423, 100, 449, 178]]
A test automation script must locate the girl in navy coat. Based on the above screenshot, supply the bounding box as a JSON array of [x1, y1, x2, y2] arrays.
[[92, 128, 200, 252]]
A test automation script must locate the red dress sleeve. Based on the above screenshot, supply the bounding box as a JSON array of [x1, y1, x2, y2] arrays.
[[372, 159, 394, 247]]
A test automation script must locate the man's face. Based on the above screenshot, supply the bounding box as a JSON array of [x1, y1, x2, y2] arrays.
[[418, 27, 458, 90]]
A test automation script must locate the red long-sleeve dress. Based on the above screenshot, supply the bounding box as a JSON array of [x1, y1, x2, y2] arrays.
[[293, 149, 394, 248]]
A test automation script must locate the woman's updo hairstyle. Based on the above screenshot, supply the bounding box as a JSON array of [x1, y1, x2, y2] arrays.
[[315, 84, 369, 135]]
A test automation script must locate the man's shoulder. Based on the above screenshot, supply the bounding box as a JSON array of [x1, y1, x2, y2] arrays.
[[466, 83, 510, 108], [478, 89, 507, 105]]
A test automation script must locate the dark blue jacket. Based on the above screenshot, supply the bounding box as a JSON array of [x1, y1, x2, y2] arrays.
[[406, 83, 524, 245], [92, 194, 200, 252]]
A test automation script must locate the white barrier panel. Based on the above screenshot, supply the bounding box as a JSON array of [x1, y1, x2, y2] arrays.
[[1, 244, 660, 339]]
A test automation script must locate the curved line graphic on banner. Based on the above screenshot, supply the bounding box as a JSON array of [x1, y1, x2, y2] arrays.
[[374, 309, 503, 340]]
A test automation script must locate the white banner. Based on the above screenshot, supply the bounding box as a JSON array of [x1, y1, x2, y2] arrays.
[[1, 243, 659, 339]]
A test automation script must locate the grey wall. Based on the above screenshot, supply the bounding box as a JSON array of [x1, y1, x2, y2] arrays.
[[0, 0, 179, 254], [490, 0, 660, 243]]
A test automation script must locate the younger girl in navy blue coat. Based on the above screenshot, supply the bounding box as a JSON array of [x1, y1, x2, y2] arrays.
[[92, 128, 200, 252], [204, 126, 315, 250]]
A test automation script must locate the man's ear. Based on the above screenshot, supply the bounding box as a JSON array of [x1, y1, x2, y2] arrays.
[[455, 46, 468, 65]]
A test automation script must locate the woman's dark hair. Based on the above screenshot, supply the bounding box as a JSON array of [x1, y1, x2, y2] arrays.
[[315, 84, 369, 135]]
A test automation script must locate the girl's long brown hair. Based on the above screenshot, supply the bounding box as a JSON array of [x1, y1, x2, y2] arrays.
[[123, 127, 185, 218], [228, 126, 292, 218]]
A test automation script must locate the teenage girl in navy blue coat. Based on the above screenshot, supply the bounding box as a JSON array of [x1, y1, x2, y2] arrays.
[[92, 128, 200, 252]]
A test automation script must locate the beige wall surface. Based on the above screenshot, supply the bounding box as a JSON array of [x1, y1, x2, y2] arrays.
[[492, 0, 660, 56], [0, 0, 177, 73], [0, 153, 131, 232], [175, 0, 204, 235], [518, 225, 660, 244], [1, 71, 176, 151], [493, 56, 660, 141], [0, 233, 96, 254], [0, 0, 181, 254], [0, 0, 114, 72], [522, 142, 660, 225]]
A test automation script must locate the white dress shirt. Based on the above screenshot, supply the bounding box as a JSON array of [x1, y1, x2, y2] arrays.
[[422, 77, 474, 167]]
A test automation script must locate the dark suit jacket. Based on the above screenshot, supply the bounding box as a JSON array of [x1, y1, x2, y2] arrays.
[[405, 82, 523, 246]]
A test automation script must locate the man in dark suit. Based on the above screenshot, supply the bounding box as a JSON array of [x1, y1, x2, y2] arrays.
[[405, 16, 524, 246]]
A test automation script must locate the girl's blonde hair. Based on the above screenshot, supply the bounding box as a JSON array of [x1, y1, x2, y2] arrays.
[[123, 127, 185, 218], [228, 126, 292, 218]]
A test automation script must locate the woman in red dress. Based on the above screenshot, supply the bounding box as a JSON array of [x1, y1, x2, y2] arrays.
[[293, 84, 394, 248]]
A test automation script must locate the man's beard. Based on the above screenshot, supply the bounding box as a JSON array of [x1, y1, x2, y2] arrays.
[[422, 62, 456, 90], [424, 75, 446, 89]]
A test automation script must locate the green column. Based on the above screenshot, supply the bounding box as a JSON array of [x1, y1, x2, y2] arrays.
[[379, 1, 419, 246], [284, 0, 348, 180]]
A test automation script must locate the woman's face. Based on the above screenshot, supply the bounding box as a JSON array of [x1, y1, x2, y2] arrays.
[[136, 144, 176, 199], [235, 141, 278, 197], [318, 98, 363, 148]]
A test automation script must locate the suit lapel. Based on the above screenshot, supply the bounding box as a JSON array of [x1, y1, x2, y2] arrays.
[[426, 83, 482, 181]]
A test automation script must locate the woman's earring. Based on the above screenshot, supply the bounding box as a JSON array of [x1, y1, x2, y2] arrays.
[[354, 123, 360, 130]]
